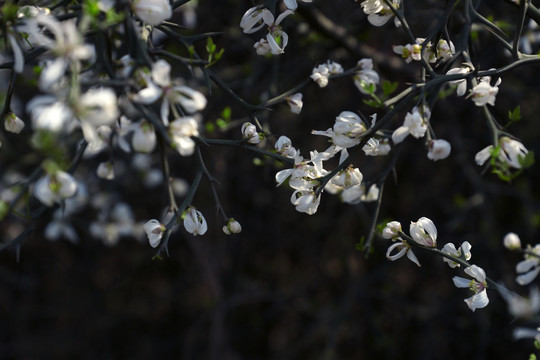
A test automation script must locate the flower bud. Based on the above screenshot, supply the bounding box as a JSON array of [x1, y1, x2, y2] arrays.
[[4, 112, 25, 133], [143, 219, 166, 248], [287, 93, 303, 114], [504, 232, 522, 250], [97, 161, 115, 180], [241, 122, 262, 144], [382, 221, 402, 240], [410, 217, 437, 247], [223, 218, 242, 235], [427, 139, 451, 161], [133, 0, 172, 26], [132, 122, 156, 153]]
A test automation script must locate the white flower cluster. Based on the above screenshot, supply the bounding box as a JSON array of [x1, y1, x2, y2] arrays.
[[383, 217, 489, 312], [240, 0, 312, 56], [360, 0, 401, 27]]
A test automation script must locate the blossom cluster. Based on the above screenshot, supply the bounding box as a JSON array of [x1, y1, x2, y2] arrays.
[[382, 218, 489, 312]]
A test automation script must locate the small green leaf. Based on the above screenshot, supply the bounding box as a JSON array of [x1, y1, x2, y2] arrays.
[[205, 122, 215, 133], [382, 80, 398, 96], [216, 118, 227, 129], [0, 200, 9, 221], [519, 151, 535, 169], [221, 106, 231, 121], [508, 105, 521, 122], [206, 37, 216, 54]]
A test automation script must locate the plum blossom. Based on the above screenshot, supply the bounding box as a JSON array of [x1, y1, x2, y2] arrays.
[[169, 117, 199, 156], [354, 58, 380, 94], [240, 7, 273, 34], [409, 217, 437, 247], [143, 219, 166, 247], [310, 60, 343, 87], [442, 241, 472, 268], [436, 39, 455, 61], [132, 0, 172, 25], [475, 136, 529, 169], [312, 111, 374, 148], [500, 287, 540, 319], [275, 136, 297, 158], [453, 265, 489, 312], [516, 244, 540, 286], [427, 139, 451, 161], [241, 122, 263, 144], [391, 106, 430, 144], [34, 171, 78, 207], [183, 206, 207, 236], [33, 15, 95, 90], [446, 66, 471, 96], [284, 0, 312, 10], [266, 10, 294, 54], [469, 76, 501, 106], [132, 122, 157, 153], [4, 112, 25, 133], [360, 0, 401, 27], [133, 59, 207, 125], [290, 190, 321, 215], [386, 239, 421, 267], [287, 93, 303, 114], [382, 221, 402, 240], [393, 41, 422, 63], [363, 137, 391, 156]]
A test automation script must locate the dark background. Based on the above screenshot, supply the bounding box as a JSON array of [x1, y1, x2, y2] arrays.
[[1, 0, 540, 359]]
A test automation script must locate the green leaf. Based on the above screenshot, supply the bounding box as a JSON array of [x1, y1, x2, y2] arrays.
[[221, 106, 231, 121], [206, 37, 216, 54], [0, 200, 9, 221], [382, 80, 398, 96], [508, 105, 521, 122], [519, 151, 535, 169]]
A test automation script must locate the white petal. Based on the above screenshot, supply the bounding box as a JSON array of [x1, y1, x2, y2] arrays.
[[452, 276, 470, 288]]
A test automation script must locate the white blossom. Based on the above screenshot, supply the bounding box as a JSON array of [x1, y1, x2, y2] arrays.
[[169, 117, 199, 156], [132, 0, 172, 25], [475, 137, 529, 169], [287, 93, 303, 114], [241, 122, 263, 144], [143, 219, 166, 247], [183, 206, 207, 236], [453, 265, 489, 312], [391, 106, 429, 143], [354, 58, 380, 94], [469, 77, 501, 106], [516, 244, 540, 286], [382, 221, 402, 240], [409, 217, 437, 247], [386, 240, 421, 266], [442, 241, 472, 268], [34, 171, 78, 207], [4, 112, 25, 133], [310, 60, 343, 87], [446, 66, 470, 96], [393, 42, 422, 63], [284, 0, 312, 10], [132, 122, 157, 153], [427, 139, 451, 161]]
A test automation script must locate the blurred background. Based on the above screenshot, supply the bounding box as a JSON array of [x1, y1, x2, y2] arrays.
[[1, 0, 540, 359]]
